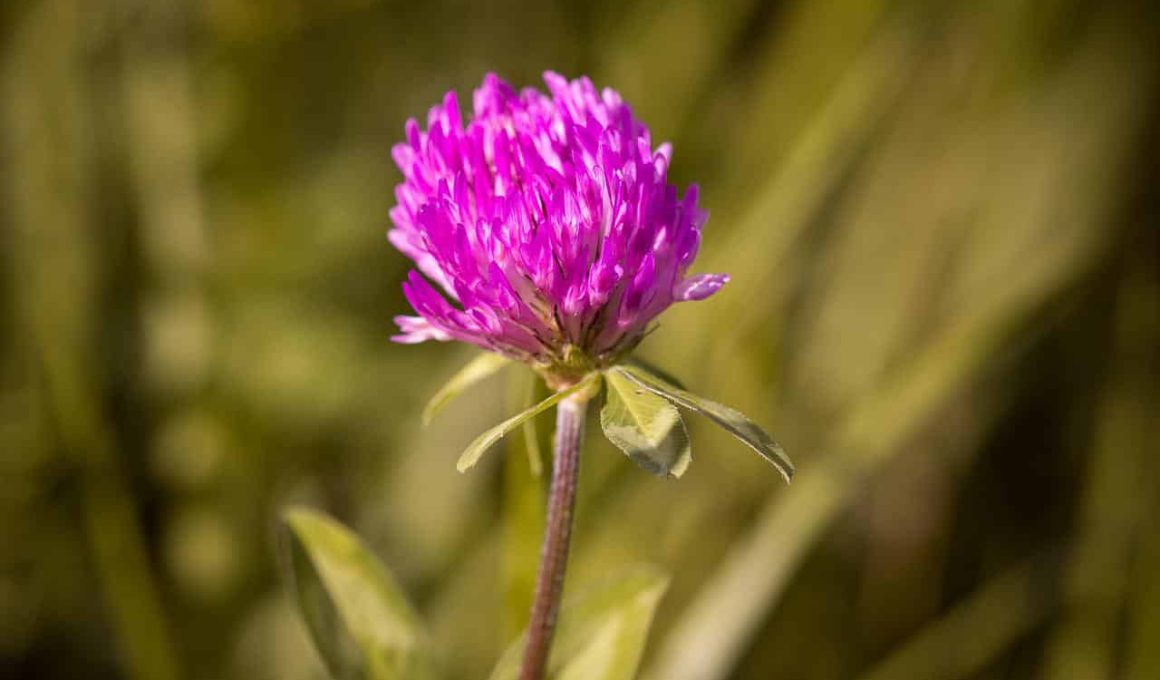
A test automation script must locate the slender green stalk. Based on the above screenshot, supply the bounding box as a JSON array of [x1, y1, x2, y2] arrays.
[[518, 393, 588, 680]]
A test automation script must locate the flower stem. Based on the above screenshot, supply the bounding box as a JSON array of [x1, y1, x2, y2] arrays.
[[519, 392, 588, 680]]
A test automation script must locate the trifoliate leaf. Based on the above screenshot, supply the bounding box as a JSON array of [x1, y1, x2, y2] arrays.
[[281, 508, 437, 680], [601, 369, 691, 478], [611, 365, 794, 483], [422, 352, 511, 426], [487, 566, 670, 680], [457, 372, 601, 473]]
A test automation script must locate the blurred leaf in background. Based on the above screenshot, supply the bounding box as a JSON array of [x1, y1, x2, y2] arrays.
[[282, 508, 437, 680], [2, 0, 1158, 679]]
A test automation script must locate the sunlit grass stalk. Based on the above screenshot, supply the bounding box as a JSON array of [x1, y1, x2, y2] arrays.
[[519, 394, 589, 680]]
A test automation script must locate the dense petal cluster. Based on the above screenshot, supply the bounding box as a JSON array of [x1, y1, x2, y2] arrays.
[[390, 72, 727, 379]]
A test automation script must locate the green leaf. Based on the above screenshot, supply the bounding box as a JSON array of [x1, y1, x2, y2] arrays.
[[422, 352, 511, 426], [281, 508, 437, 680], [457, 372, 602, 473], [487, 567, 670, 680], [611, 365, 794, 483], [601, 369, 691, 478]]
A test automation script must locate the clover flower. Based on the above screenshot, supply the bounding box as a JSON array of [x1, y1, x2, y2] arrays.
[[386, 73, 791, 680], [389, 72, 727, 385]]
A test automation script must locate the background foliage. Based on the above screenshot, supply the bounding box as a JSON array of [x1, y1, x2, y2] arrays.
[[2, 0, 1158, 679]]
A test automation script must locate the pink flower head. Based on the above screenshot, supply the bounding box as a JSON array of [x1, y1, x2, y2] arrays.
[[389, 72, 727, 382]]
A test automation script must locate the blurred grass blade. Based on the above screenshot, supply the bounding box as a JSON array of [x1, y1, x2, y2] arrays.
[[696, 28, 914, 342], [856, 559, 1052, 680], [522, 371, 545, 477], [422, 353, 511, 426], [3, 5, 184, 680], [601, 369, 691, 478], [487, 567, 670, 680], [1044, 241, 1159, 680], [458, 372, 601, 473], [613, 366, 792, 482], [282, 508, 437, 680], [503, 371, 547, 641]]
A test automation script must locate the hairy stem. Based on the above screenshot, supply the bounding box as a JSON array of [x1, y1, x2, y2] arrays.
[[519, 393, 588, 680]]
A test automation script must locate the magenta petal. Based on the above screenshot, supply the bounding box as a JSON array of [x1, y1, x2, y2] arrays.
[[386, 72, 725, 362], [674, 273, 729, 302], [392, 315, 451, 343]]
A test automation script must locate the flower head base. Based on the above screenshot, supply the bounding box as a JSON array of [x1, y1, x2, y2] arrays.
[[390, 72, 727, 385]]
